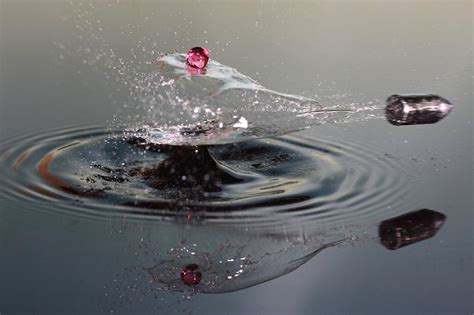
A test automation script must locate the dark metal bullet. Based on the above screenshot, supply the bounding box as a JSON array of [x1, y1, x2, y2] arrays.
[[379, 209, 446, 250], [385, 94, 453, 125]]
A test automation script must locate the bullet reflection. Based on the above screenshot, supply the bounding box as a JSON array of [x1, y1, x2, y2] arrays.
[[379, 209, 446, 250]]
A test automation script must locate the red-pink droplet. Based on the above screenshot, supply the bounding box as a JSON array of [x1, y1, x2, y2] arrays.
[[180, 264, 202, 286], [186, 47, 209, 69]]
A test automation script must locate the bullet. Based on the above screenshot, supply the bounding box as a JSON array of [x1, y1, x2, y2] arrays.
[[385, 94, 453, 125], [379, 209, 446, 250]]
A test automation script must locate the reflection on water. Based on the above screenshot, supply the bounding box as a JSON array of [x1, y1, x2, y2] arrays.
[[107, 207, 446, 305], [379, 209, 446, 250], [137, 224, 346, 294], [0, 124, 448, 308], [105, 221, 352, 311]]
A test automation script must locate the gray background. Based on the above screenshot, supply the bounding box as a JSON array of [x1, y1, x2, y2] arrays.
[[0, 1, 472, 314]]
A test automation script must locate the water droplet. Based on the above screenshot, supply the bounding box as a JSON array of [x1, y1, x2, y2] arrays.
[[186, 47, 209, 69]]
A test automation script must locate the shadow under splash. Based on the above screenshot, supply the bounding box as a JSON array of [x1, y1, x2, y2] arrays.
[[127, 139, 244, 195]]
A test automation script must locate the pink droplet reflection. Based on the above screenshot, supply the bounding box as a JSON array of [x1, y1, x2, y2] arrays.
[[180, 264, 202, 286]]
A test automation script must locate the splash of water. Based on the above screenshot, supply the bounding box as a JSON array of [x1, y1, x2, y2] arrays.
[[58, 2, 383, 146], [123, 53, 382, 145]]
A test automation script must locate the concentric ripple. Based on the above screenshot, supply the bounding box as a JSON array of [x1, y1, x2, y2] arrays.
[[0, 125, 407, 227]]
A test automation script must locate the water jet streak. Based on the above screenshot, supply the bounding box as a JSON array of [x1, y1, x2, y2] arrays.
[[122, 53, 377, 146]]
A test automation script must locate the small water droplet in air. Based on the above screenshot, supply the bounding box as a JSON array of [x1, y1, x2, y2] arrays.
[[180, 264, 202, 286], [186, 47, 209, 69]]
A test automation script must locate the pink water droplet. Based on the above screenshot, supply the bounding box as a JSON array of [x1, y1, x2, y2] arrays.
[[186, 47, 209, 69], [180, 264, 202, 286]]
